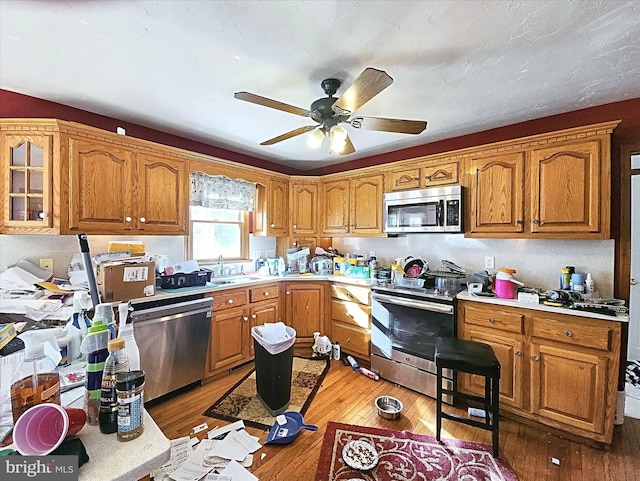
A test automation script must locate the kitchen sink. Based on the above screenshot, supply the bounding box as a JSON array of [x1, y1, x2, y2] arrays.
[[206, 276, 265, 287]]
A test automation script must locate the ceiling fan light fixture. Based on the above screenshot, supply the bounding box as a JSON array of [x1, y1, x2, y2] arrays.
[[306, 128, 325, 149], [329, 124, 347, 143]]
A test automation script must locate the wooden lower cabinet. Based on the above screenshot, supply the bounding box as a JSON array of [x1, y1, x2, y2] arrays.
[[458, 300, 621, 445], [283, 281, 326, 348], [330, 283, 371, 360]]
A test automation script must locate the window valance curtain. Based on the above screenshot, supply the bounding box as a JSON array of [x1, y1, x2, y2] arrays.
[[189, 172, 256, 211]]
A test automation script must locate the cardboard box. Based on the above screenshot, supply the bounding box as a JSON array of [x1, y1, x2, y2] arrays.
[[97, 261, 155, 302]]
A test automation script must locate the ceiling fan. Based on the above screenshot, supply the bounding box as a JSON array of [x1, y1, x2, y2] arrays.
[[234, 67, 428, 155]]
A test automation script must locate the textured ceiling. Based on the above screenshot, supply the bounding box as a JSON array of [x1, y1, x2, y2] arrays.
[[1, 1, 639, 171]]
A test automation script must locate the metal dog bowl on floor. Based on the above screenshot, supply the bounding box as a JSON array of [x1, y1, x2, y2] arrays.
[[375, 396, 403, 420]]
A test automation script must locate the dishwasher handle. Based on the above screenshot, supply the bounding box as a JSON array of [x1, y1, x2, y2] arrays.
[[131, 298, 213, 324]]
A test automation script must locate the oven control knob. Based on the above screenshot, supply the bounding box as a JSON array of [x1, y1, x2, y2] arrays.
[[434, 288, 440, 295]]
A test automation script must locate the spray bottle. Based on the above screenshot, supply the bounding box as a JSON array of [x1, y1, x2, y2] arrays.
[[10, 328, 63, 423], [118, 302, 140, 371], [66, 291, 93, 361], [94, 303, 116, 340], [80, 320, 110, 425]]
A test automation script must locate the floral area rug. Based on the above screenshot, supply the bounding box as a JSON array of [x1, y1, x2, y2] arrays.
[[203, 356, 329, 430], [314, 422, 518, 481]]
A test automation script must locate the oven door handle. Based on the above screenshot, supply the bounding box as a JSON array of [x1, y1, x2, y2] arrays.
[[372, 293, 454, 314]]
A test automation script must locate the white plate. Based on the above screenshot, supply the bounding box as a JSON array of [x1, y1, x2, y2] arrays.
[[342, 440, 379, 471]]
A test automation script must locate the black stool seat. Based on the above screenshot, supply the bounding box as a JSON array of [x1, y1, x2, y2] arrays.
[[435, 337, 501, 458]]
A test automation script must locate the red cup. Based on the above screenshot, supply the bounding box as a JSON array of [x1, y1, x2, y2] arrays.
[[13, 403, 86, 455]]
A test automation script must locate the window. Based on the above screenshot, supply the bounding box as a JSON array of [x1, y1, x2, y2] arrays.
[[189, 206, 249, 262]]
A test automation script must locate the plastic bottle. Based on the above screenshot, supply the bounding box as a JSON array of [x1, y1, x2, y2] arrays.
[[359, 367, 380, 381], [94, 303, 116, 340], [117, 302, 140, 370], [585, 273, 595, 296], [346, 355, 360, 371], [10, 328, 63, 423], [81, 320, 110, 425], [332, 342, 341, 361], [55, 328, 71, 367], [99, 338, 129, 434], [369, 254, 378, 279]]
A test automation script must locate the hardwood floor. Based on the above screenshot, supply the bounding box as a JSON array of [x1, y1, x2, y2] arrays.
[[148, 360, 640, 481]]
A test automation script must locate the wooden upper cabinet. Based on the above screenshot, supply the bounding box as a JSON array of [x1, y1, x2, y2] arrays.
[[321, 179, 350, 235], [136, 152, 187, 234], [290, 181, 318, 235], [530, 140, 602, 235], [321, 174, 384, 236], [1, 133, 54, 232], [68, 138, 187, 234], [254, 177, 289, 237], [350, 174, 384, 235], [387, 162, 458, 191], [468, 152, 525, 235]]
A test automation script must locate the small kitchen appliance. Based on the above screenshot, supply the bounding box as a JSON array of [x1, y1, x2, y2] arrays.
[[310, 256, 333, 275]]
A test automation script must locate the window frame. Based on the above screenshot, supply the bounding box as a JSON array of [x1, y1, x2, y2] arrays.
[[188, 208, 251, 263]]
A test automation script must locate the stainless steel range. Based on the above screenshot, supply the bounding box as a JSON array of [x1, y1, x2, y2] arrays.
[[370, 281, 459, 403]]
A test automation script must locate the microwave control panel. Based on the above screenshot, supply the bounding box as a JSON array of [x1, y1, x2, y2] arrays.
[[445, 199, 461, 227]]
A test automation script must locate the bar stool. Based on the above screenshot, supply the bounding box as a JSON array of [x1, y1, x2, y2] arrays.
[[435, 337, 501, 457]]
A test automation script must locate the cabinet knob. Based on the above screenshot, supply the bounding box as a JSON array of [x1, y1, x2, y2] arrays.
[[630, 278, 637, 286], [565, 331, 573, 337], [228, 299, 234, 304], [140, 217, 146, 223], [425, 175, 432, 181], [270, 223, 275, 228], [39, 212, 47, 219], [515, 350, 522, 356], [413, 176, 419, 181], [286, 291, 290, 295], [243, 316, 249, 321], [125, 216, 132, 222], [293, 224, 297, 229], [533, 219, 540, 225], [263, 292, 269, 296], [532, 355, 540, 361], [293, 242, 297, 246], [251, 314, 257, 319], [515, 220, 523, 225], [488, 318, 495, 323]]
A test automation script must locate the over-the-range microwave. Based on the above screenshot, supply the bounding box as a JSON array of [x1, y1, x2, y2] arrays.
[[383, 185, 463, 234]]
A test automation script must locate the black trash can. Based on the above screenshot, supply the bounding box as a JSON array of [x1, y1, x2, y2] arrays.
[[252, 325, 296, 416]]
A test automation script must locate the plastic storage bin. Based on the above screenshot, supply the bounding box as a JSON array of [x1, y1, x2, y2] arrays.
[[251, 325, 296, 416], [157, 269, 213, 289]]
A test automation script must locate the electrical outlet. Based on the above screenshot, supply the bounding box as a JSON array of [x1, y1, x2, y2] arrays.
[[40, 258, 54, 272], [251, 250, 261, 259], [484, 256, 495, 269]]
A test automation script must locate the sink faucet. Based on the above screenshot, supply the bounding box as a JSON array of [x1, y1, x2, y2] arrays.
[[218, 255, 224, 277]]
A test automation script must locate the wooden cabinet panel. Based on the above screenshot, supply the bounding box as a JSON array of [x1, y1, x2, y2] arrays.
[[331, 284, 370, 305], [463, 304, 524, 334], [530, 140, 601, 234], [423, 162, 458, 187], [290, 182, 317, 235], [249, 283, 279, 303], [1, 133, 54, 231], [212, 289, 248, 311], [331, 322, 370, 359], [267, 177, 289, 236], [330, 283, 371, 360], [208, 306, 247, 374], [321, 180, 349, 235], [284, 282, 325, 345], [387, 162, 458, 191], [388, 167, 421, 191], [331, 299, 371, 329], [136, 152, 186, 234], [468, 151, 525, 234], [530, 316, 611, 351], [530, 342, 607, 434], [350, 175, 383, 234]]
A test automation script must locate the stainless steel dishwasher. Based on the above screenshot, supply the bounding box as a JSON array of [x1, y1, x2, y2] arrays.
[[130, 296, 213, 402]]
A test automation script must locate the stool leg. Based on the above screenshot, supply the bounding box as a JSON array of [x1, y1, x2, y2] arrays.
[[492, 375, 500, 458], [436, 365, 442, 442]]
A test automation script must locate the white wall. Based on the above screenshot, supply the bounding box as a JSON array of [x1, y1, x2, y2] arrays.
[[333, 235, 615, 298], [0, 234, 276, 278]]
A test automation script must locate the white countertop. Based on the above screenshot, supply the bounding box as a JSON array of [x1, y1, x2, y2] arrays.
[[457, 291, 629, 322]]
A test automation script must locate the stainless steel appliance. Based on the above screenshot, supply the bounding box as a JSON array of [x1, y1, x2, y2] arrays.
[[370, 281, 458, 403], [131, 296, 212, 401], [383, 185, 463, 234], [310, 256, 333, 275]]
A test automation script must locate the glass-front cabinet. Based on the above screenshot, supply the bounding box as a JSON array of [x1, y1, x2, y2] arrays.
[[2, 134, 53, 229]]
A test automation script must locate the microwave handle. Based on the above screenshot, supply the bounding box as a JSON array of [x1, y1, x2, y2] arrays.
[[437, 199, 444, 227]]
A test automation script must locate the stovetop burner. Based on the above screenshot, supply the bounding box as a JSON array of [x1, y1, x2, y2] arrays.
[[370, 280, 462, 301]]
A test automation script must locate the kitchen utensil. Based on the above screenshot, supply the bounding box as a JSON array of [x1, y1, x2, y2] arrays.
[[265, 411, 318, 444], [442, 259, 466, 274], [375, 396, 403, 420]]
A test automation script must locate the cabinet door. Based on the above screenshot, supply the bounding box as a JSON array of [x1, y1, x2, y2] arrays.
[[350, 175, 383, 234], [68, 137, 134, 232], [284, 282, 325, 345], [468, 152, 525, 235], [321, 180, 349, 234], [267, 178, 289, 236], [2, 134, 53, 230], [423, 162, 459, 187], [290, 182, 317, 235], [136, 152, 187, 234], [207, 306, 248, 374], [249, 301, 280, 358], [388, 167, 422, 191], [461, 328, 524, 409], [530, 140, 602, 235], [530, 342, 607, 434]]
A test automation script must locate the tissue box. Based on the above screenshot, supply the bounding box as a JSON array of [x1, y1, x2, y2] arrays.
[[97, 261, 155, 302]]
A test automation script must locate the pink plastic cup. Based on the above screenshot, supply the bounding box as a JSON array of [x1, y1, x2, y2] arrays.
[[13, 404, 86, 455]]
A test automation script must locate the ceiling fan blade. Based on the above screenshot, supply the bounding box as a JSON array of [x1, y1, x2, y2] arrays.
[[350, 116, 427, 134], [338, 134, 356, 155], [234, 91, 311, 117], [260, 126, 317, 146], [331, 68, 393, 115]]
